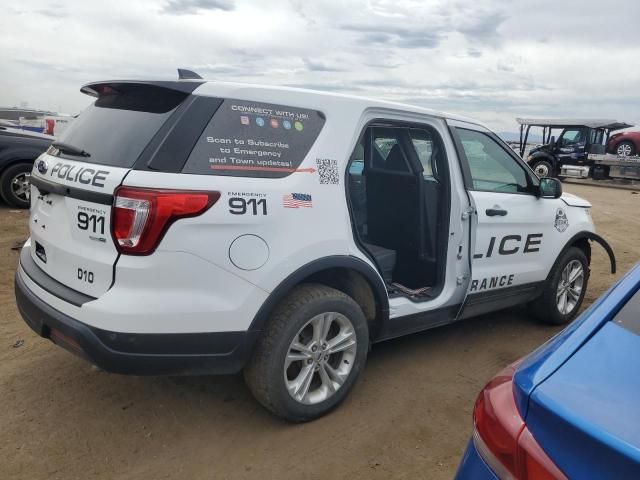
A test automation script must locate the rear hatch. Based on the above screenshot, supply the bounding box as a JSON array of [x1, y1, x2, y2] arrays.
[[28, 82, 193, 297]]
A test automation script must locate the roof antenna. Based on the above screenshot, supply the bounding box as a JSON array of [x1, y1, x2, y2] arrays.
[[177, 68, 203, 80]]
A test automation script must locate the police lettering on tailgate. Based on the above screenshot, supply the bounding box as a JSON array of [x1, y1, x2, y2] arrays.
[[50, 162, 110, 188]]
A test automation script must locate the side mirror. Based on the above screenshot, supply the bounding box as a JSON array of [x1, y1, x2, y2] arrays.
[[549, 135, 556, 146], [539, 177, 562, 199]]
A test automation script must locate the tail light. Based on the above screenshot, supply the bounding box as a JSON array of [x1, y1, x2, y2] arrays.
[[112, 186, 220, 255], [473, 364, 567, 480]]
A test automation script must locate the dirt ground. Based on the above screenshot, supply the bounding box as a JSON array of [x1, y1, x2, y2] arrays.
[[1, 184, 638, 480]]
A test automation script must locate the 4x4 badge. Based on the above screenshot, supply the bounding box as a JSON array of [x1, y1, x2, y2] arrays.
[[37, 159, 48, 174]]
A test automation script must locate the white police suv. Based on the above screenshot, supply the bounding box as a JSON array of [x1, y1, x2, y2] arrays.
[[15, 73, 616, 421]]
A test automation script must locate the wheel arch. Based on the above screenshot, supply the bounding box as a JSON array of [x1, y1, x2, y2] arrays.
[[0, 156, 36, 175], [557, 231, 616, 274], [248, 256, 389, 340]]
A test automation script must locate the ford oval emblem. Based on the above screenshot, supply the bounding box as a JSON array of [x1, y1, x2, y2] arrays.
[[37, 159, 48, 174]]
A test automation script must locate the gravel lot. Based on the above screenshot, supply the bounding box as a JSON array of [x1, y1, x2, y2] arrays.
[[1, 184, 638, 480]]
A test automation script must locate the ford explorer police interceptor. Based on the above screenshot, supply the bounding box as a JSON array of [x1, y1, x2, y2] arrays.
[[14, 74, 616, 421]]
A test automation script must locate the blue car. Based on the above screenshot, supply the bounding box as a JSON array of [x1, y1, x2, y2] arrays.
[[456, 264, 640, 479]]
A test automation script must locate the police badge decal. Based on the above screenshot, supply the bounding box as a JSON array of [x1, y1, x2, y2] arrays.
[[554, 208, 569, 232]]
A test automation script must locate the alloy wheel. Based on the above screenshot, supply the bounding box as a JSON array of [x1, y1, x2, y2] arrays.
[[617, 143, 632, 156], [556, 260, 584, 315], [11, 172, 31, 202], [284, 312, 357, 405]]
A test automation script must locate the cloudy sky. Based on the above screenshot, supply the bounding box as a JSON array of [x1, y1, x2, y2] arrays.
[[2, 0, 639, 132]]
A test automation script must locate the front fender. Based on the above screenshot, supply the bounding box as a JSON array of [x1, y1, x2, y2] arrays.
[[561, 231, 616, 274]]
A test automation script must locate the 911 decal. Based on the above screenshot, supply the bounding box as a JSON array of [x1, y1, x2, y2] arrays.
[[76, 205, 108, 242], [77, 212, 105, 234], [227, 192, 268, 215]]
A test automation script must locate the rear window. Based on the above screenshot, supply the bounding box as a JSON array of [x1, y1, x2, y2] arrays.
[[57, 85, 187, 168], [182, 99, 325, 178]]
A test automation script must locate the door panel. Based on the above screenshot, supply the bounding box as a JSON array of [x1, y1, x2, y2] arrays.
[[469, 190, 556, 292], [451, 126, 556, 300]]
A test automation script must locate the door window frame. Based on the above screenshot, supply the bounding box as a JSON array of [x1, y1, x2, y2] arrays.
[[344, 117, 453, 300], [449, 126, 540, 196]]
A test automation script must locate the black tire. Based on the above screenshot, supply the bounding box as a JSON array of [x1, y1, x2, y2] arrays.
[[0, 162, 32, 208], [244, 284, 369, 422], [616, 140, 636, 157], [531, 247, 589, 325], [531, 159, 553, 178]]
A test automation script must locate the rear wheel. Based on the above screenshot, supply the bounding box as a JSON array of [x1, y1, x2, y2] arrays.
[[0, 162, 32, 208], [531, 159, 553, 178], [244, 284, 369, 422], [616, 141, 635, 156], [531, 247, 589, 325]]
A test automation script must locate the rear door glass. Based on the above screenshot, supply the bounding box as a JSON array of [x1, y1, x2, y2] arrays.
[[182, 99, 325, 178]]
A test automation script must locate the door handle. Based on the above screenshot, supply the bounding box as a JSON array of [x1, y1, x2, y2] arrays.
[[486, 208, 508, 216]]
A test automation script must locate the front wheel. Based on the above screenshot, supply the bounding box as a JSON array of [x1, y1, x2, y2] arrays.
[[531, 247, 589, 325], [531, 159, 553, 178], [244, 284, 369, 422]]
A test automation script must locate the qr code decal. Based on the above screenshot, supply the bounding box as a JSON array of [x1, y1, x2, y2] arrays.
[[316, 158, 339, 185]]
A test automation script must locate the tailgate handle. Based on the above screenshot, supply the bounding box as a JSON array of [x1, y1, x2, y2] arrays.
[[486, 208, 508, 217]]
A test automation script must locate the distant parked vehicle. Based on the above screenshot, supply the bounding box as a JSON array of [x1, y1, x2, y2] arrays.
[[0, 107, 74, 137], [517, 118, 632, 178], [0, 126, 53, 207], [607, 129, 640, 156]]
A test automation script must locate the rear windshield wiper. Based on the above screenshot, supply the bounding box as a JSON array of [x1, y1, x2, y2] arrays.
[[51, 141, 91, 157]]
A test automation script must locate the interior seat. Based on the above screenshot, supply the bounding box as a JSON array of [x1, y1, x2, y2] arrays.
[[363, 243, 396, 284]]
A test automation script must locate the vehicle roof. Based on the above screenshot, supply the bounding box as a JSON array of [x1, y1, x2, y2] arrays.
[[81, 78, 490, 129], [516, 117, 633, 129]]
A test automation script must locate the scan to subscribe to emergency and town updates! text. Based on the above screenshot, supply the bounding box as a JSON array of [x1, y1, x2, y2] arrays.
[[182, 100, 326, 179]]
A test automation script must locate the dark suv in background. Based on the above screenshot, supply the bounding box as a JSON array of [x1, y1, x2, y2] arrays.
[[0, 126, 53, 207]]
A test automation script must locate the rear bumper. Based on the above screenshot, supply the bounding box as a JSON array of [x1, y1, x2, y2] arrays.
[[15, 269, 258, 375], [455, 439, 499, 480]]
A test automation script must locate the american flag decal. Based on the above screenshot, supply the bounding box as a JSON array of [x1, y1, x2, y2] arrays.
[[283, 193, 313, 208]]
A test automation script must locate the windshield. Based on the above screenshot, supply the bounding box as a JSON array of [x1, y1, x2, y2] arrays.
[[559, 128, 587, 147]]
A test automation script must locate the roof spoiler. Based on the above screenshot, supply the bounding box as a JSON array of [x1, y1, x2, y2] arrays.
[[80, 79, 204, 98]]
